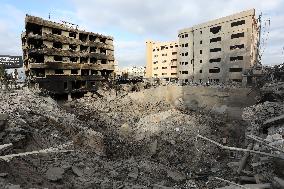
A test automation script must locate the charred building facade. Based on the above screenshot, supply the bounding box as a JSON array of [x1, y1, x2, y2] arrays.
[[22, 15, 115, 94]]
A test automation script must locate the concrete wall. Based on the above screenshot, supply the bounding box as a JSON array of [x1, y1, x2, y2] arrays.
[[128, 85, 256, 119], [181, 86, 256, 118]]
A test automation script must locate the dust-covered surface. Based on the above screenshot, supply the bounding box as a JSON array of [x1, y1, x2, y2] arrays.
[[0, 86, 249, 188], [241, 102, 284, 186]]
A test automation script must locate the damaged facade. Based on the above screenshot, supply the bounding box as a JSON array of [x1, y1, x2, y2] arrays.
[[145, 41, 178, 81], [178, 9, 258, 84], [21, 15, 115, 94]]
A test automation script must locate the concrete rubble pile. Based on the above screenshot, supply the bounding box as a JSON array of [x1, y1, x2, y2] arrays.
[[213, 100, 284, 188], [0, 86, 248, 188], [0, 88, 105, 188], [69, 86, 248, 188], [240, 102, 284, 188]]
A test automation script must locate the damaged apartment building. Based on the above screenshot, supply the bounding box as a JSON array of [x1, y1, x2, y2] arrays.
[[178, 9, 258, 84], [21, 15, 115, 94], [146, 41, 178, 81]]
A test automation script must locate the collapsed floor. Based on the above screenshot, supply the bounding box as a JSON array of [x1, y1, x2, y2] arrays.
[[0, 85, 283, 189]]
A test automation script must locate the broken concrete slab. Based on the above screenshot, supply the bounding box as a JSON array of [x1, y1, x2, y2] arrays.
[[216, 183, 272, 189], [152, 184, 173, 189], [0, 173, 8, 178], [149, 139, 158, 156], [0, 113, 8, 131], [6, 184, 21, 189], [74, 129, 105, 156], [128, 167, 139, 179], [263, 114, 284, 125], [72, 166, 84, 177], [166, 169, 186, 182], [45, 167, 65, 182], [273, 177, 284, 188]]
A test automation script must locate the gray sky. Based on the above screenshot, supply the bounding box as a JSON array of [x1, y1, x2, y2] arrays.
[[0, 0, 283, 67]]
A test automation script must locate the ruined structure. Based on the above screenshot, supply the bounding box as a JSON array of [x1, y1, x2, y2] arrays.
[[178, 9, 258, 84], [145, 41, 178, 81], [21, 15, 115, 94]]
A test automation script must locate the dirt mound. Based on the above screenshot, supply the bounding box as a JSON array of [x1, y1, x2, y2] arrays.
[[0, 87, 248, 188]]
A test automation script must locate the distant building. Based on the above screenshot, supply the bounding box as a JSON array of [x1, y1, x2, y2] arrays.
[[22, 15, 115, 94], [6, 68, 26, 82], [114, 60, 123, 77], [123, 66, 145, 78], [178, 9, 259, 84], [145, 41, 178, 81], [0, 55, 23, 69]]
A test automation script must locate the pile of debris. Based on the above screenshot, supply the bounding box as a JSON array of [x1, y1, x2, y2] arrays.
[[69, 86, 249, 188], [0, 88, 105, 188], [197, 101, 284, 188], [0, 86, 248, 188], [241, 102, 284, 188]]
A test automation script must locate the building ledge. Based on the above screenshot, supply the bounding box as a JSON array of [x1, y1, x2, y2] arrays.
[[28, 48, 114, 60], [29, 62, 115, 70], [25, 33, 114, 51]]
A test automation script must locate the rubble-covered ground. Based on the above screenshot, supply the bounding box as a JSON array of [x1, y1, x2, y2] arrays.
[[241, 102, 284, 187], [0, 86, 253, 188]]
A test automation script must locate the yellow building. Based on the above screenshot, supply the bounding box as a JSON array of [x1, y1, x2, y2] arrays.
[[145, 41, 178, 81]]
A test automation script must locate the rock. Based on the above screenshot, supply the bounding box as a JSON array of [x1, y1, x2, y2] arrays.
[[186, 180, 197, 188], [0, 132, 6, 140], [84, 167, 94, 177], [72, 166, 84, 177], [0, 173, 8, 178], [61, 162, 71, 170], [149, 139, 158, 155], [100, 178, 112, 189], [267, 107, 275, 114], [265, 135, 273, 142], [109, 170, 119, 178], [273, 177, 284, 188], [211, 167, 220, 173], [113, 181, 124, 189], [77, 162, 85, 167], [227, 162, 239, 168], [271, 133, 282, 141], [153, 184, 173, 189], [166, 169, 186, 182], [212, 105, 228, 114], [84, 92, 93, 97], [46, 167, 65, 181], [118, 123, 131, 138], [0, 113, 8, 131], [188, 99, 199, 111], [74, 129, 105, 156], [128, 167, 139, 179], [7, 184, 21, 189]]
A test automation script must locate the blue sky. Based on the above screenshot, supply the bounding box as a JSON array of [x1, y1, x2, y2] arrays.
[[0, 0, 283, 67]]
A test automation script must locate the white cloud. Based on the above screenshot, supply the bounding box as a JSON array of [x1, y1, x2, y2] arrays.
[[0, 1, 283, 67], [114, 40, 145, 67], [0, 4, 25, 55], [70, 0, 284, 67]]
